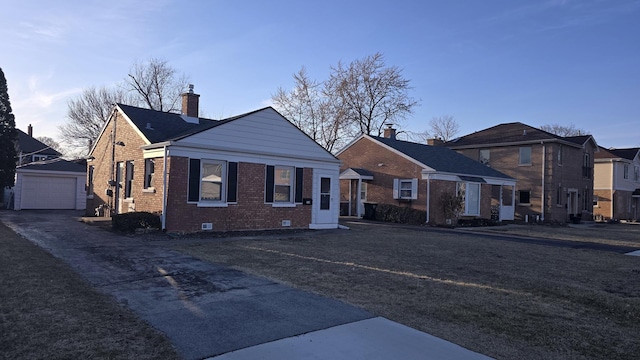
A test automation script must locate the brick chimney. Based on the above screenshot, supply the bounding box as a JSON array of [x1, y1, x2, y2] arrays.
[[181, 84, 200, 118], [427, 138, 444, 146], [28, 124, 33, 137], [383, 124, 396, 140]]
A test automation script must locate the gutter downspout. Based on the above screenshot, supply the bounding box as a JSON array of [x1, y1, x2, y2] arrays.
[[541, 143, 545, 222], [161, 145, 168, 231], [426, 175, 431, 224], [611, 160, 616, 219]]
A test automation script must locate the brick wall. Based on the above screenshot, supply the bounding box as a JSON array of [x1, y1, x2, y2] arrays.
[[339, 137, 427, 211], [339, 137, 495, 225], [86, 111, 163, 216], [165, 157, 313, 232], [455, 141, 595, 223]]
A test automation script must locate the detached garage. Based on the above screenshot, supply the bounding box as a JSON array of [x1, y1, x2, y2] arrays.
[[10, 161, 86, 211]]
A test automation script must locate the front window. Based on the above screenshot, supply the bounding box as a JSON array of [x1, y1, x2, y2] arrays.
[[624, 164, 629, 179], [274, 166, 293, 202], [593, 195, 599, 207], [519, 147, 532, 165], [87, 165, 94, 194], [479, 149, 490, 165], [125, 161, 134, 198], [360, 182, 367, 202], [458, 182, 480, 216], [557, 146, 563, 165], [400, 180, 412, 198], [144, 159, 155, 189], [201, 160, 225, 201], [519, 190, 531, 205], [556, 184, 562, 206], [635, 166, 639, 182]]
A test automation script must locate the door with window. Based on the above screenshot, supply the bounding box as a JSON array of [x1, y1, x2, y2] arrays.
[[314, 171, 336, 225]]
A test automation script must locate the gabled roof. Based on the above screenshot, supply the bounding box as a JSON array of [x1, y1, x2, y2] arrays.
[[370, 136, 513, 180], [16, 130, 61, 157], [117, 104, 219, 143], [446, 122, 587, 148], [596, 147, 640, 161]]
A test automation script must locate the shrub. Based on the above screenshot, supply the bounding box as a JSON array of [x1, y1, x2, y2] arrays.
[[112, 212, 161, 233], [374, 203, 426, 225]]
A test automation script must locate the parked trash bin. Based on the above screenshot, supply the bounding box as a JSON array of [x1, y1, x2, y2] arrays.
[[363, 203, 377, 220]]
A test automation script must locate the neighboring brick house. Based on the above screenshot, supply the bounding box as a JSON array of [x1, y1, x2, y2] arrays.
[[593, 147, 640, 221], [4, 126, 86, 210], [444, 122, 597, 223], [336, 126, 516, 225], [86, 87, 340, 232]]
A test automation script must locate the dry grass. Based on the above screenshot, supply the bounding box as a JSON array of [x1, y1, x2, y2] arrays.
[[0, 222, 179, 360], [474, 222, 640, 248], [176, 221, 640, 360]]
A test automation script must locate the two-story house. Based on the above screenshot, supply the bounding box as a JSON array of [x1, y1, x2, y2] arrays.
[[593, 147, 640, 221], [444, 122, 597, 223]]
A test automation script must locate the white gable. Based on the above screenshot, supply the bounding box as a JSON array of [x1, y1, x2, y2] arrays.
[[174, 108, 338, 163]]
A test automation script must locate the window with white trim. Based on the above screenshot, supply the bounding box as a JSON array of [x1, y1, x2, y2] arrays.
[[393, 179, 418, 200], [479, 149, 490, 165], [557, 145, 563, 165], [32, 154, 48, 162], [274, 166, 293, 202], [124, 161, 134, 198], [144, 158, 155, 189], [188, 159, 237, 204], [623, 164, 629, 179], [635, 166, 639, 182], [457, 182, 480, 216], [200, 160, 225, 202], [360, 182, 368, 202], [519, 147, 532, 165]]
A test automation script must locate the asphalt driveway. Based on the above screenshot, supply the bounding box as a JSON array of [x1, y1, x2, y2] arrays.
[[0, 210, 372, 359]]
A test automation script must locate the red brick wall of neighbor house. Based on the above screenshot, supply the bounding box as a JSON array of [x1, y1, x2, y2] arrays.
[[165, 158, 314, 232], [456, 142, 595, 223], [593, 189, 612, 220], [86, 111, 163, 215], [338, 138, 428, 212]]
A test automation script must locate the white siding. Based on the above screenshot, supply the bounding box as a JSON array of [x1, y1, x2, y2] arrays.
[[178, 108, 337, 162]]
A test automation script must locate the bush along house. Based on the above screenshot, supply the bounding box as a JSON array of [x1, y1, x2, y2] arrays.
[[86, 86, 340, 233], [336, 125, 516, 226], [443, 123, 597, 223]]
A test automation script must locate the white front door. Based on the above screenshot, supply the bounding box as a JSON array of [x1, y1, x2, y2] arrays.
[[313, 170, 338, 228]]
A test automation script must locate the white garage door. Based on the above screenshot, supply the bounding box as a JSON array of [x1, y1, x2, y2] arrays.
[[21, 175, 77, 209]]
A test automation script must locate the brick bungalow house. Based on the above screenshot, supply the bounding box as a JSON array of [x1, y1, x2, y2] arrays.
[[443, 122, 598, 223], [336, 126, 516, 225], [593, 147, 640, 221], [86, 86, 340, 232]]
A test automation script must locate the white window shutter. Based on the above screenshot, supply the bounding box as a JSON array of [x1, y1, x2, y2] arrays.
[[411, 179, 418, 199], [393, 179, 399, 199]]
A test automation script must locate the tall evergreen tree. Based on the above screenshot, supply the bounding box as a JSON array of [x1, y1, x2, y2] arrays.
[[0, 67, 17, 188]]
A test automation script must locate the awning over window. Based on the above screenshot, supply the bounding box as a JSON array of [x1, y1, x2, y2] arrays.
[[458, 175, 486, 183], [633, 189, 640, 197]]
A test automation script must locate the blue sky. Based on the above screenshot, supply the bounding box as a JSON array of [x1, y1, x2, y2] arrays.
[[1, 0, 639, 148]]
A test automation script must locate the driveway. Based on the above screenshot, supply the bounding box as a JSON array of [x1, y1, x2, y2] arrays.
[[0, 210, 372, 359]]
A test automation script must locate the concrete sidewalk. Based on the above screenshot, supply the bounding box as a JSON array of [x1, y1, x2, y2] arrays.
[[1, 210, 492, 360], [211, 317, 492, 360]]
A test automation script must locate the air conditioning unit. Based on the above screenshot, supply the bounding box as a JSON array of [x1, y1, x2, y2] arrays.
[[281, 220, 291, 227], [201, 223, 213, 231]]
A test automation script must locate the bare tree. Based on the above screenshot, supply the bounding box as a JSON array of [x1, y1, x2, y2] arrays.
[[324, 52, 418, 137], [272, 67, 348, 152], [61, 59, 188, 156], [36, 136, 63, 154], [60, 86, 131, 155], [540, 123, 588, 137], [427, 115, 460, 141], [126, 58, 189, 112]]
